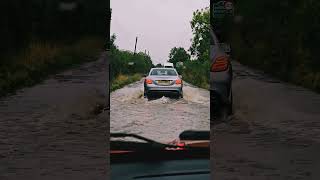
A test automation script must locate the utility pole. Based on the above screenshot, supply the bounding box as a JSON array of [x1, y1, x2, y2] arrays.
[[134, 36, 138, 55], [106, 0, 111, 111], [106, 1, 111, 51]]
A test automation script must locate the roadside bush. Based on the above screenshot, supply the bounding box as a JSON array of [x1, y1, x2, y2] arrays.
[[0, 37, 103, 96], [229, 0, 320, 93], [110, 34, 153, 82], [170, 7, 210, 89], [111, 73, 142, 91], [179, 60, 210, 89]]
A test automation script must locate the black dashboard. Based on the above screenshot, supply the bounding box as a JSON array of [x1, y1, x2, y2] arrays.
[[111, 159, 209, 180], [110, 131, 210, 180]]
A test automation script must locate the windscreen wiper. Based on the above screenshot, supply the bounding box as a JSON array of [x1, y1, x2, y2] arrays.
[[110, 133, 180, 149], [111, 133, 209, 162]]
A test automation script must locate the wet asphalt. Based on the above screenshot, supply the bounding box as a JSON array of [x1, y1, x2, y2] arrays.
[[1, 53, 320, 180], [110, 80, 210, 143], [213, 61, 320, 180], [0, 53, 109, 180]]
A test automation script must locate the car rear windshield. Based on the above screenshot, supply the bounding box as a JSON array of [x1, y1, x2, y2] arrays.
[[150, 69, 177, 76]]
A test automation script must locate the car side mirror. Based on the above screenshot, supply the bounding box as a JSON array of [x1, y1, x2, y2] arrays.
[[143, 74, 147, 77], [179, 75, 182, 79]]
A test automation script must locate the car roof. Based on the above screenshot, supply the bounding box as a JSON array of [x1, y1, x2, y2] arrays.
[[149, 68, 178, 73], [164, 63, 173, 66], [150, 68, 176, 70]]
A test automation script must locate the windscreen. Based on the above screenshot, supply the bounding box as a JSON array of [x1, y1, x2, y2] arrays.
[[110, 0, 210, 144]]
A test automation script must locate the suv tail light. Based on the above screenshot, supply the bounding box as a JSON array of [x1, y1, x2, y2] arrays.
[[210, 56, 229, 72], [145, 79, 153, 84]]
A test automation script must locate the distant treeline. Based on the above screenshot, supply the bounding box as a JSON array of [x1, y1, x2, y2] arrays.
[[228, 0, 320, 92], [0, 0, 106, 59]]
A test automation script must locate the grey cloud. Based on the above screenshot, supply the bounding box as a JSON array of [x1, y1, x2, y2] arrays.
[[111, 0, 208, 64]]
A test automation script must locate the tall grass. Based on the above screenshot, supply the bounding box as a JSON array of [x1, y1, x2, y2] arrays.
[[111, 74, 142, 92], [0, 37, 104, 96]]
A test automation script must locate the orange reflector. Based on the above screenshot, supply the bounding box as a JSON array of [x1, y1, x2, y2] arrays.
[[176, 79, 182, 84], [211, 56, 229, 72], [145, 79, 153, 84]]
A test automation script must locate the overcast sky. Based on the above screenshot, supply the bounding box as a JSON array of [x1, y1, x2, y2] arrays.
[[110, 0, 208, 64]]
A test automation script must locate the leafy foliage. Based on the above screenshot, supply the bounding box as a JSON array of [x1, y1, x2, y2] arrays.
[[189, 7, 210, 63], [110, 34, 153, 82], [173, 7, 210, 89], [168, 47, 190, 66], [111, 74, 142, 92], [230, 0, 320, 92], [180, 60, 210, 89], [0, 0, 106, 96], [0, 37, 103, 96], [0, 0, 106, 58]]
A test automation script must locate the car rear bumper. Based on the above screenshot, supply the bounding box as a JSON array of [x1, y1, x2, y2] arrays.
[[210, 69, 232, 103], [145, 86, 182, 95], [211, 89, 230, 104]]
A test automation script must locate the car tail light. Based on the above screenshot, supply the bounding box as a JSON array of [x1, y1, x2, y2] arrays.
[[175, 79, 182, 84], [211, 56, 229, 72], [145, 79, 153, 84], [177, 142, 186, 147]]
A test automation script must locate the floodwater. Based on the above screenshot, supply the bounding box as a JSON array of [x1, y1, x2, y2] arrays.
[[0, 55, 108, 180], [110, 80, 210, 142], [213, 61, 320, 179]]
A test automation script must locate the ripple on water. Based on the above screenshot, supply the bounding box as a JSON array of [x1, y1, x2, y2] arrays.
[[111, 81, 210, 142]]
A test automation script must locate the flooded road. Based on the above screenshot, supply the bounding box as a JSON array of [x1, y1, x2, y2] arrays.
[[0, 54, 108, 180], [2, 50, 320, 180], [111, 80, 210, 142], [213, 61, 320, 180]]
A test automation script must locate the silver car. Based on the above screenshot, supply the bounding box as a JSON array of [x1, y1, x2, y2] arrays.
[[144, 68, 183, 99], [210, 29, 233, 122]]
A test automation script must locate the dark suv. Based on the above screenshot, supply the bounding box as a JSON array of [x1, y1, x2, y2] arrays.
[[210, 28, 233, 123]]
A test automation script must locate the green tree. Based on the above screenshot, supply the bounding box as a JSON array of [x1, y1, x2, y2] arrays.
[[168, 47, 190, 66], [110, 34, 154, 80], [174, 7, 210, 89], [229, 0, 320, 92], [110, 33, 117, 51], [189, 7, 210, 62]]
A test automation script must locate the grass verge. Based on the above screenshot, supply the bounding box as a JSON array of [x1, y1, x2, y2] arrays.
[[0, 37, 104, 97], [111, 74, 142, 92]]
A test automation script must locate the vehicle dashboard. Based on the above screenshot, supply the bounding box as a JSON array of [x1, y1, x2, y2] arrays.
[[111, 159, 209, 180]]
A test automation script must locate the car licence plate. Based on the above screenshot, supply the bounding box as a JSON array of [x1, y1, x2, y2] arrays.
[[157, 80, 171, 85]]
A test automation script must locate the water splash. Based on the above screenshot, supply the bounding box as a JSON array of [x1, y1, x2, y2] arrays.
[[147, 96, 171, 104], [110, 80, 210, 142], [183, 84, 209, 105], [111, 80, 144, 102]]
